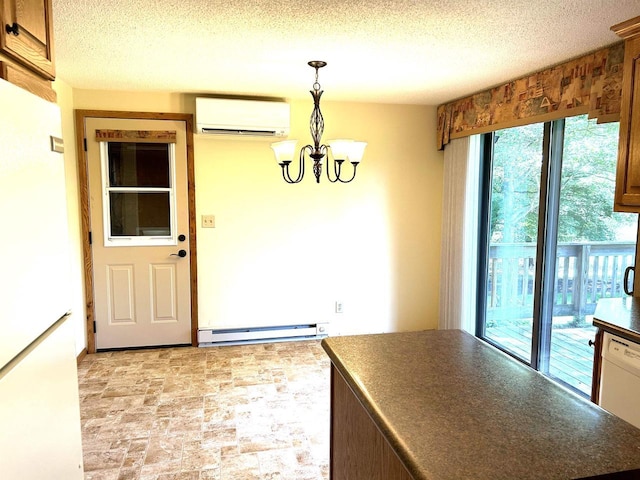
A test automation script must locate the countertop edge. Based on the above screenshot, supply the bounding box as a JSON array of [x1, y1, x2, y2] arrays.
[[322, 336, 429, 480], [321, 330, 640, 479], [592, 318, 640, 344], [593, 298, 640, 344]]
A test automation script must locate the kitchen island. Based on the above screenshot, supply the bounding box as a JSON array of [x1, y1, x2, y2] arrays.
[[322, 330, 640, 480]]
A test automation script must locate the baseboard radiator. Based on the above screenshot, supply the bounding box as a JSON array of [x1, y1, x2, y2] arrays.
[[197, 323, 328, 347]]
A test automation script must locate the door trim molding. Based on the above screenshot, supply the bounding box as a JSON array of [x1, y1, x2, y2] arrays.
[[75, 110, 199, 353]]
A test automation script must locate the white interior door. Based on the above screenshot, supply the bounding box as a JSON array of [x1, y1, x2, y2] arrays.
[[86, 117, 191, 349]]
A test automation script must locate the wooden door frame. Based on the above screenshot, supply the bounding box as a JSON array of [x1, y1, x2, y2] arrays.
[[75, 110, 198, 353]]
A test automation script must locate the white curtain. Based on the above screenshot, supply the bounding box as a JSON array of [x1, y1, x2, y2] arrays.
[[439, 136, 481, 333]]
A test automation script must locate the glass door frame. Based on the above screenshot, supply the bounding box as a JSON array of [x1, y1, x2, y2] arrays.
[[476, 116, 635, 396], [476, 120, 566, 373], [533, 120, 564, 373]]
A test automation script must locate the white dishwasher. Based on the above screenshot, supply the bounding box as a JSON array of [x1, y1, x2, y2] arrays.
[[599, 332, 640, 429]]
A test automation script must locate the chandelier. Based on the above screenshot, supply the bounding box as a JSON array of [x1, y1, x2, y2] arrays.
[[271, 61, 367, 184]]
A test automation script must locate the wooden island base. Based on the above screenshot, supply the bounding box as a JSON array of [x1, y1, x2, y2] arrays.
[[330, 365, 414, 480]]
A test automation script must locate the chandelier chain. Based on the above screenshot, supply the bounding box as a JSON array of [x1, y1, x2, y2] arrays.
[[313, 67, 321, 91]]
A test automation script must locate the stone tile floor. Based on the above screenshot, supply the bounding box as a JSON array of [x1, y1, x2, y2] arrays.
[[78, 340, 330, 480]]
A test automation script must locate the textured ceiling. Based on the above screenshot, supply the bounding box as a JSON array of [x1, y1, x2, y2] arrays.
[[52, 1, 640, 105]]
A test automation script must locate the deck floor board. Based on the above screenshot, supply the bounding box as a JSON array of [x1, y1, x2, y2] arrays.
[[486, 322, 596, 396]]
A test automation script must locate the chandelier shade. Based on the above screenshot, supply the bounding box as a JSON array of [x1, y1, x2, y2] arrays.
[[271, 140, 297, 163], [272, 61, 366, 184], [328, 139, 367, 164]]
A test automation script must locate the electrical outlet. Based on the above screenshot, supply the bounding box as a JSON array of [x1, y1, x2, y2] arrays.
[[335, 301, 344, 313], [202, 215, 215, 228]]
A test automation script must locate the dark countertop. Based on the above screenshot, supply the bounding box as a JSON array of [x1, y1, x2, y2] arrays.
[[593, 297, 640, 343], [322, 330, 640, 480]]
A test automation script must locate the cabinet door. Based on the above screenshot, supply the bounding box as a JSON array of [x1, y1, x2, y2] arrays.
[[615, 35, 640, 211], [1, 0, 55, 80]]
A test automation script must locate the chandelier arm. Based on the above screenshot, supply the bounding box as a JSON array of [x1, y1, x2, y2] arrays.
[[324, 146, 341, 183], [281, 162, 298, 184], [336, 162, 359, 183], [280, 146, 309, 184], [280, 163, 293, 183], [325, 159, 340, 183], [329, 161, 358, 183], [297, 146, 310, 183], [289, 145, 315, 183]]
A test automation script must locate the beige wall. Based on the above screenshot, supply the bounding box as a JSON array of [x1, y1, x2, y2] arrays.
[[62, 88, 443, 348]]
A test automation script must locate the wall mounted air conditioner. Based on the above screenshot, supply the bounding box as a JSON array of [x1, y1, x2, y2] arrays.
[[195, 97, 290, 137]]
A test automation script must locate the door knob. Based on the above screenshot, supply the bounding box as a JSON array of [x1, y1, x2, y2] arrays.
[[170, 249, 187, 258]]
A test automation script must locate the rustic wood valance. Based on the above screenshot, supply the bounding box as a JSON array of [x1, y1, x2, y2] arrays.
[[436, 42, 625, 150], [95, 129, 177, 143]]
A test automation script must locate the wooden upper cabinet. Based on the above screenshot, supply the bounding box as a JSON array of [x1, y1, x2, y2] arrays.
[[0, 0, 55, 80], [613, 16, 640, 212]]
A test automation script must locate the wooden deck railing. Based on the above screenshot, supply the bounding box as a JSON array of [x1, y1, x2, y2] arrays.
[[487, 242, 635, 324]]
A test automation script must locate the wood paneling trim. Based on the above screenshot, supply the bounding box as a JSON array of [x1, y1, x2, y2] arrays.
[[76, 348, 87, 366], [612, 15, 640, 40], [74, 111, 95, 353], [184, 114, 198, 347], [95, 129, 177, 143], [74, 110, 198, 353], [590, 328, 604, 404], [330, 365, 415, 480]]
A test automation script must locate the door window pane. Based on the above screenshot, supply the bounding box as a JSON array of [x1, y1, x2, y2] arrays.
[[548, 116, 637, 395], [108, 143, 170, 188], [109, 192, 170, 237], [483, 122, 545, 363], [101, 141, 176, 246]]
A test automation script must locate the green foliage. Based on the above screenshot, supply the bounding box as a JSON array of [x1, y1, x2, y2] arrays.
[[489, 115, 636, 244], [491, 122, 543, 243]]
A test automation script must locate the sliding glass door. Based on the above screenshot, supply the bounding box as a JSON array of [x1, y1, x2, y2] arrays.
[[480, 122, 544, 362], [478, 115, 636, 396], [547, 116, 635, 393]]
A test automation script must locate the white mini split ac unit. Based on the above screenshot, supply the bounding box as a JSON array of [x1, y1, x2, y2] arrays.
[[195, 97, 290, 137]]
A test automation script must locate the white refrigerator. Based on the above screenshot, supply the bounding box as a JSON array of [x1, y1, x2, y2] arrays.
[[0, 78, 84, 478]]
